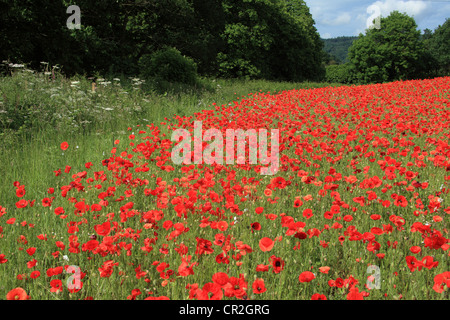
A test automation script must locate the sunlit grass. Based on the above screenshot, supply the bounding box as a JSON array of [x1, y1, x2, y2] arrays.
[[0, 70, 448, 300]]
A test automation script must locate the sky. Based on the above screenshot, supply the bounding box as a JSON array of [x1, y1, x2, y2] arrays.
[[304, 0, 450, 38]]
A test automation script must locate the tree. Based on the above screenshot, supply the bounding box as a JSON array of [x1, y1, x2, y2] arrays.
[[325, 63, 356, 84], [0, 0, 71, 71], [190, 0, 226, 75], [122, 0, 226, 76], [348, 11, 426, 83], [217, 0, 324, 81], [282, 0, 325, 80], [426, 18, 450, 76], [1, 0, 325, 81], [421, 28, 433, 41], [322, 36, 358, 63]]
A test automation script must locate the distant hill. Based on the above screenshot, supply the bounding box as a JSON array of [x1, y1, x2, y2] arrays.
[[322, 36, 358, 64]]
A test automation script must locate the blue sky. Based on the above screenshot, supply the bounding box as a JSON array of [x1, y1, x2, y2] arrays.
[[304, 0, 450, 38]]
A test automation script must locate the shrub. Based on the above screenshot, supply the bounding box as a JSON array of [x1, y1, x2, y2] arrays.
[[139, 47, 200, 93], [325, 63, 357, 84]]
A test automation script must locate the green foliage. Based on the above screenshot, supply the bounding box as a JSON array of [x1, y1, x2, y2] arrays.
[[218, 0, 324, 81], [0, 68, 147, 140], [322, 36, 358, 63], [0, 66, 342, 142], [325, 63, 357, 84], [1, 0, 325, 82], [138, 47, 200, 93], [0, 0, 72, 71], [348, 11, 427, 84], [425, 18, 450, 77], [322, 51, 341, 66]]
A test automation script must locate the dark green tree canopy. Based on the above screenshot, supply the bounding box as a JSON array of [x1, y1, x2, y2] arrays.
[[425, 18, 450, 76], [1, 0, 324, 82], [217, 0, 324, 81]]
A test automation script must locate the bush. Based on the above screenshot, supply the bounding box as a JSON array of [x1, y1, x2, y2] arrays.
[[139, 47, 200, 93], [325, 63, 357, 84]]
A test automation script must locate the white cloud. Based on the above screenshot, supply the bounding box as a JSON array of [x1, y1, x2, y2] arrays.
[[321, 12, 352, 25], [304, 0, 449, 38], [370, 0, 431, 19]]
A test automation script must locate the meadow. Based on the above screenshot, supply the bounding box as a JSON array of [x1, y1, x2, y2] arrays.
[[0, 68, 449, 300]]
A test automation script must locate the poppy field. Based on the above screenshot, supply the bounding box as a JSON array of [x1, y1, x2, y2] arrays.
[[1, 76, 450, 300]]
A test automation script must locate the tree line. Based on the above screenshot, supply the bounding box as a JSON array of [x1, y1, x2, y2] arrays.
[[0, 0, 325, 82], [1, 1, 448, 85], [326, 12, 450, 84]]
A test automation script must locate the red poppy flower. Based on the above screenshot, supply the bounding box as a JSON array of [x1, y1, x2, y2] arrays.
[[50, 279, 63, 293], [421, 256, 439, 270], [311, 293, 327, 300], [82, 240, 99, 252], [343, 215, 353, 222], [0, 254, 8, 264], [15, 199, 28, 209], [259, 237, 274, 252], [294, 198, 303, 207], [324, 211, 333, 219], [212, 272, 229, 287], [223, 275, 248, 299], [26, 247, 36, 256], [335, 277, 344, 288], [319, 266, 330, 274], [252, 278, 267, 294], [255, 207, 264, 214], [16, 187, 25, 198], [213, 233, 225, 246], [353, 196, 365, 206], [6, 287, 29, 300], [271, 177, 287, 189], [94, 221, 111, 236], [60, 142, 69, 151], [371, 227, 384, 235], [195, 237, 214, 255], [405, 256, 423, 272], [269, 255, 285, 274], [42, 197, 52, 207], [294, 231, 307, 240], [347, 287, 364, 300], [217, 221, 228, 231], [256, 264, 269, 272], [410, 246, 421, 254], [299, 271, 315, 283], [394, 195, 407, 207], [251, 222, 261, 232], [302, 208, 313, 219], [433, 271, 450, 293]]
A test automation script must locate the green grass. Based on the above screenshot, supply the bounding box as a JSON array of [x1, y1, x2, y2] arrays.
[[1, 69, 448, 301], [0, 70, 343, 208], [0, 70, 348, 300]]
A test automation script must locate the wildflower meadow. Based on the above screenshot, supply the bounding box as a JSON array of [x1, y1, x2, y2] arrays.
[[1, 73, 449, 301]]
